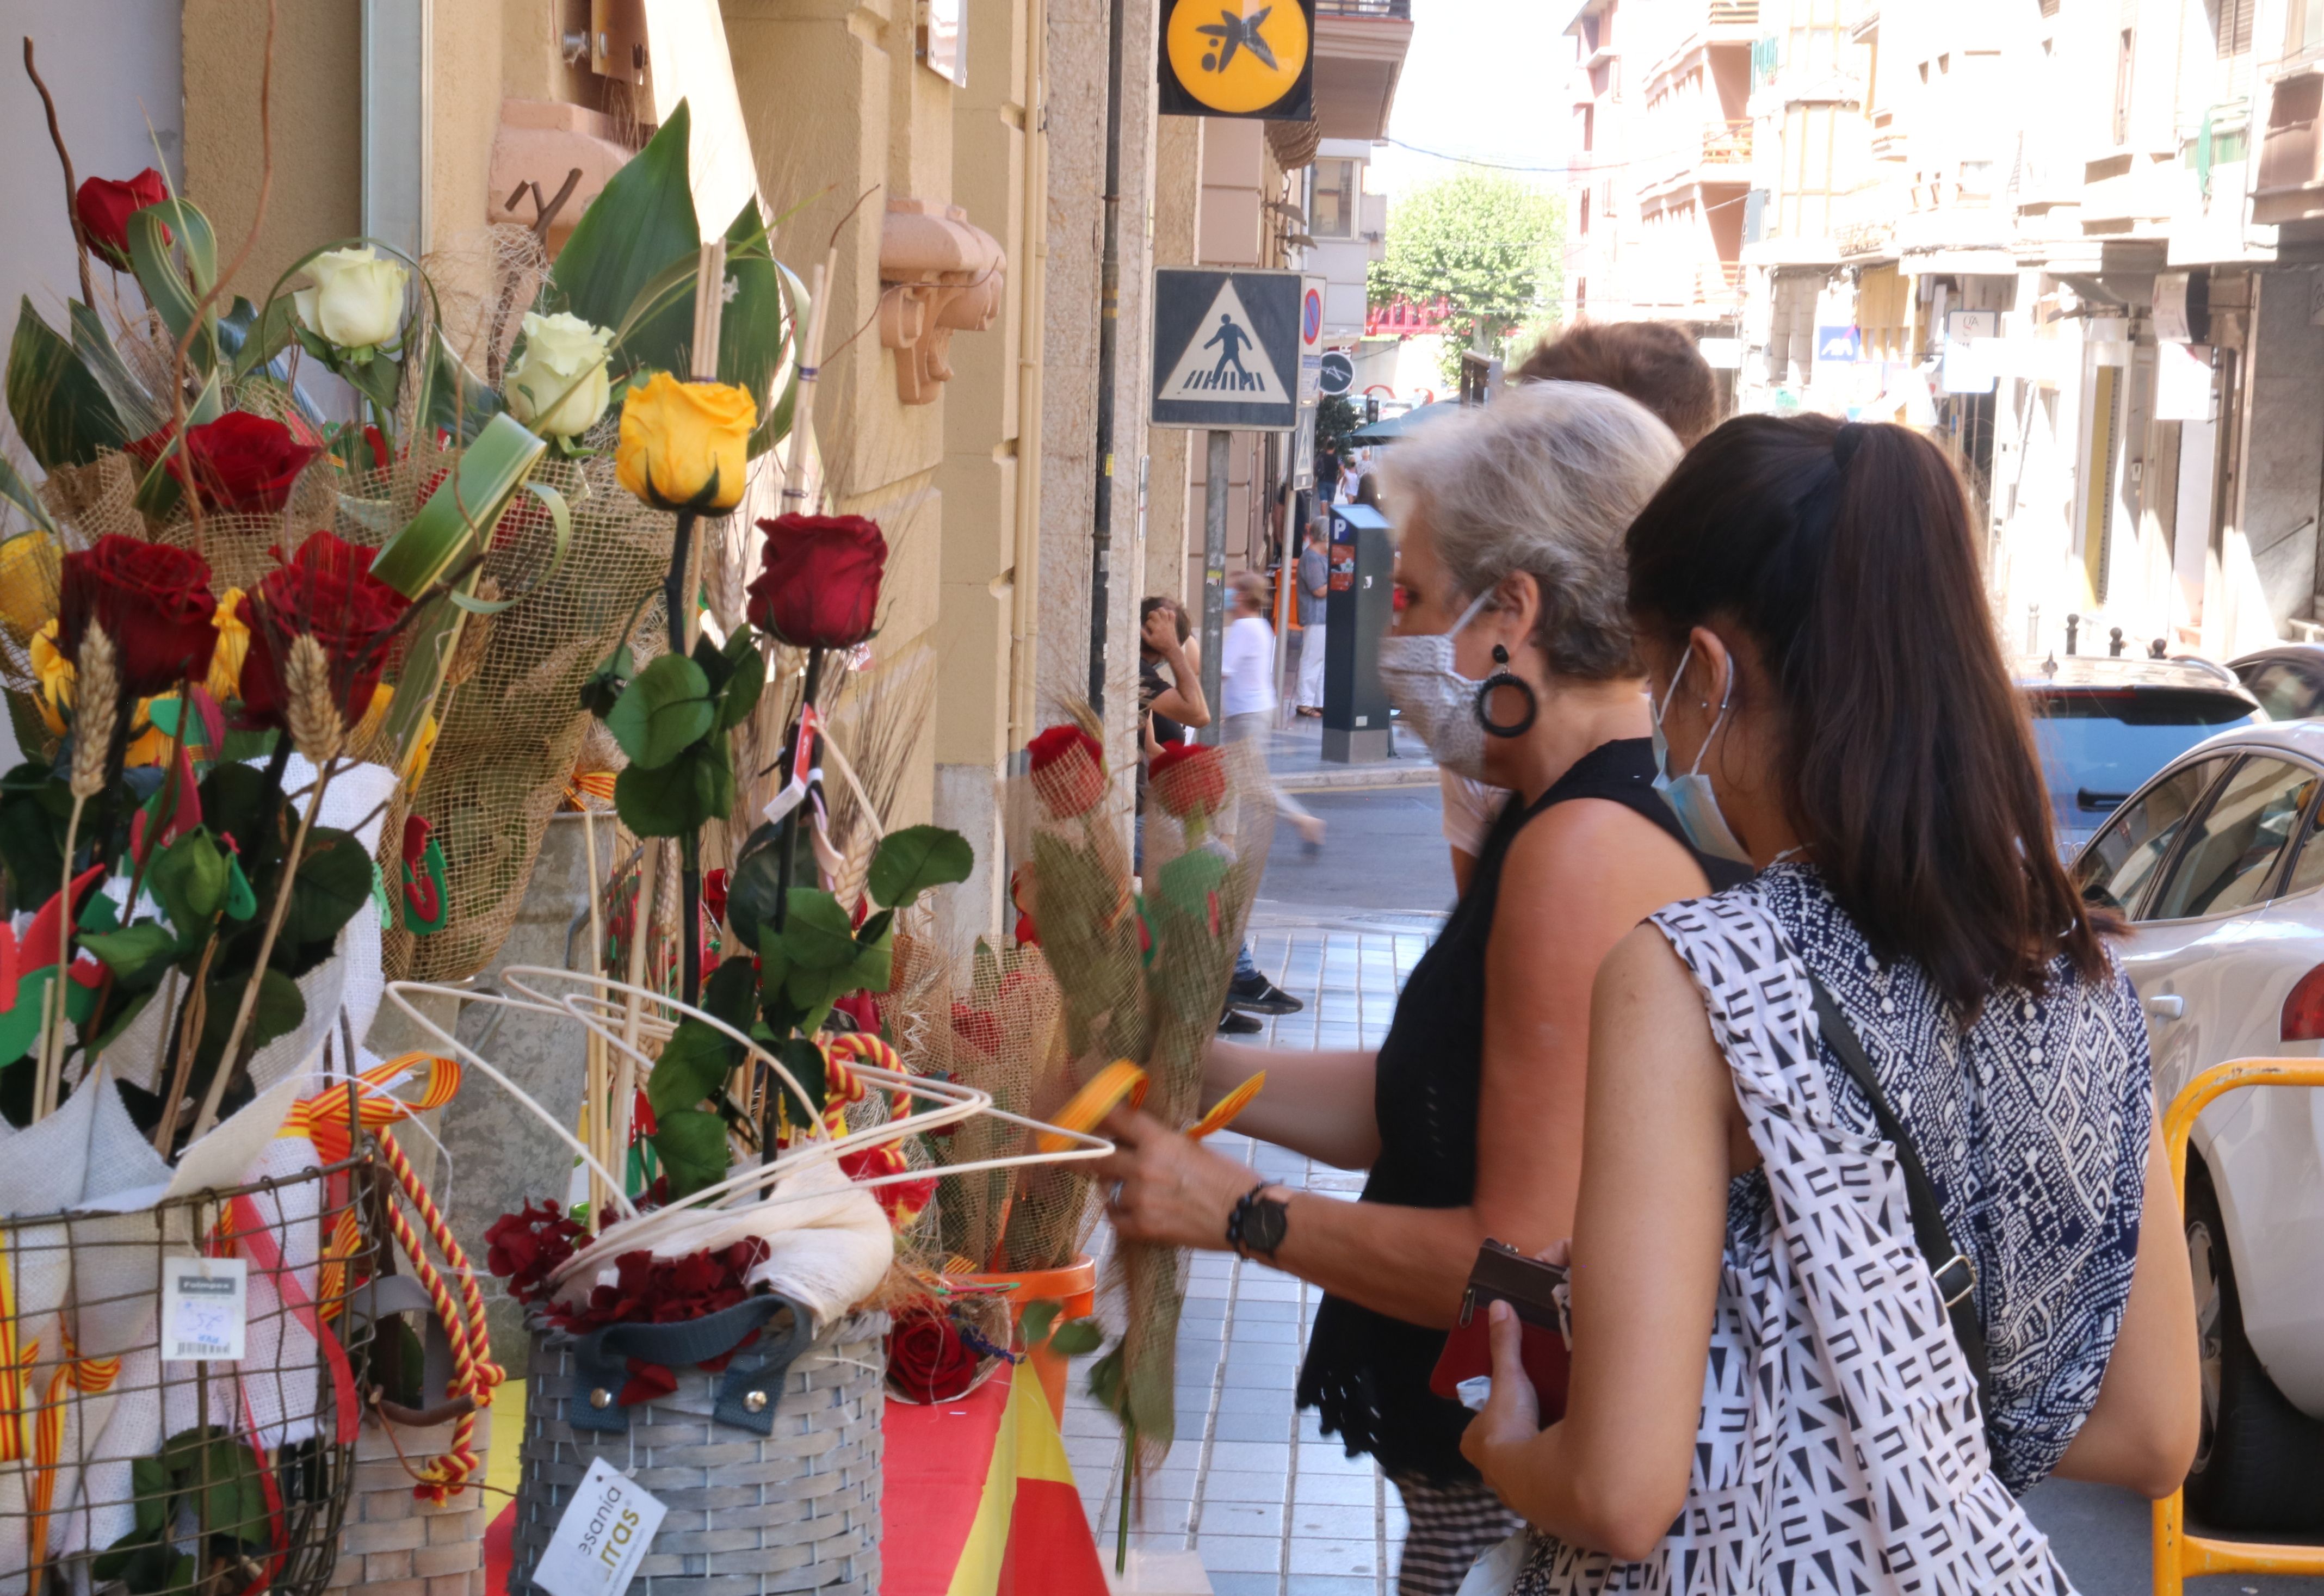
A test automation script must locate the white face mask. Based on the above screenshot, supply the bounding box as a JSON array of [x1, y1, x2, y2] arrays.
[[1377, 591, 1496, 781], [1650, 642, 1756, 867]]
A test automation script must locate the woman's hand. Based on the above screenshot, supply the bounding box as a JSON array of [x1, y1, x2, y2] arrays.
[[1461, 1300, 1544, 1495], [1093, 1106, 1262, 1251], [1142, 604, 1188, 664]]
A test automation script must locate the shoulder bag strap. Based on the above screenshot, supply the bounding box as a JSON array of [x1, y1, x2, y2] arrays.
[[1804, 973, 1995, 1416]]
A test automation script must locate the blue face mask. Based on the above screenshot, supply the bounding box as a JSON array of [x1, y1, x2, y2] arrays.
[[1651, 643, 1756, 867]]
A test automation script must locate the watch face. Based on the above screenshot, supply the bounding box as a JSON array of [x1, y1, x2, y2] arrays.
[[1245, 1197, 1289, 1255]]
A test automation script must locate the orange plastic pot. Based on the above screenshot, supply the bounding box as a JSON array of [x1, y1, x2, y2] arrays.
[[951, 1255, 1097, 1420]]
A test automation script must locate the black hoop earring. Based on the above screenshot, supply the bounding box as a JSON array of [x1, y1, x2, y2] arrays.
[[1475, 642, 1537, 739]]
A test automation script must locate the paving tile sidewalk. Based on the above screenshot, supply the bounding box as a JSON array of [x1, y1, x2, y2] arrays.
[[1064, 918, 1441, 1596]]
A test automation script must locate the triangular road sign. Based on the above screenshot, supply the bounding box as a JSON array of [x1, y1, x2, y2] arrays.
[[1157, 281, 1289, 405]]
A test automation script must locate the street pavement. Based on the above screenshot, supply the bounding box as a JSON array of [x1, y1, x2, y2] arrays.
[[1065, 775, 2320, 1594]]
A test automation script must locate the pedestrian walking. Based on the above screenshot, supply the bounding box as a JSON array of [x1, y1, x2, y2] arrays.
[[1092, 386, 1741, 1596], [1460, 415, 2201, 1593], [1223, 570, 1326, 848], [1444, 320, 1722, 894], [1296, 521, 1330, 716]]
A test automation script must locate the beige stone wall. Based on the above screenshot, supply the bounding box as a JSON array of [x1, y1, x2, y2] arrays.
[[1039, 0, 1159, 785], [182, 0, 361, 301], [1145, 115, 1202, 609]]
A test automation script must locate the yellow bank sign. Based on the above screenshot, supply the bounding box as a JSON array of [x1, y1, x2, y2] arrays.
[[1159, 0, 1314, 121]]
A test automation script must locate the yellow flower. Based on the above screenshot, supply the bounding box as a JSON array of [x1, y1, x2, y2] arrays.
[[207, 587, 249, 703], [615, 372, 757, 514], [347, 685, 440, 788], [402, 713, 441, 788], [0, 534, 59, 645], [32, 619, 171, 763]]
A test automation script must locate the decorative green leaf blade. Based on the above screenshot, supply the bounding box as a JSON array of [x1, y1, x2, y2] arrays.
[[150, 830, 227, 939], [8, 298, 127, 469], [719, 201, 793, 459], [606, 653, 715, 770], [78, 923, 181, 985], [647, 1017, 736, 1119], [613, 739, 732, 838], [715, 639, 765, 730], [280, 828, 376, 947], [653, 1106, 730, 1198], [868, 825, 975, 908], [549, 101, 701, 379]]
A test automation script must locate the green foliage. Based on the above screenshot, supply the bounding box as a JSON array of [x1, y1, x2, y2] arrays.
[[279, 827, 376, 947], [1048, 1319, 1104, 1356], [150, 831, 228, 940], [607, 654, 715, 770], [551, 104, 704, 381], [1314, 393, 1360, 461], [97, 1425, 270, 1595], [8, 298, 128, 469], [653, 1108, 730, 1197], [1366, 168, 1563, 386], [612, 737, 734, 838], [647, 1017, 738, 1121], [867, 825, 974, 909]]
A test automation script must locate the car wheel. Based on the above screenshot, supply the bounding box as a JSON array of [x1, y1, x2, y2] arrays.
[[2183, 1161, 2324, 1531]]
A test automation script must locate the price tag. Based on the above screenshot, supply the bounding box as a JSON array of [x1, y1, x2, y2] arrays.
[[161, 1257, 247, 1363], [531, 1456, 666, 1596]]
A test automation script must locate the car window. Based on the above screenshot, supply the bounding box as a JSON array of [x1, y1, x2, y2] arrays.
[[2242, 661, 2324, 721], [2147, 757, 2322, 920], [2282, 789, 2324, 898], [2073, 756, 2232, 917], [2025, 686, 2254, 827]]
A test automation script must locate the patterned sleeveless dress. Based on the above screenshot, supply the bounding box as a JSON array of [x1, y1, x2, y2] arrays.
[[1513, 865, 2150, 1595]]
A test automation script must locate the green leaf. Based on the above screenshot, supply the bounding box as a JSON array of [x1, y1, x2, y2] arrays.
[[718, 200, 794, 459], [782, 888, 858, 972], [868, 825, 975, 908], [1019, 1300, 1061, 1348], [126, 200, 220, 374], [703, 954, 760, 1033], [753, 261, 810, 458], [426, 327, 506, 443], [128, 1457, 169, 1536], [150, 830, 227, 939], [1154, 848, 1230, 923], [0, 790, 66, 907], [223, 293, 298, 380], [279, 828, 375, 947], [1048, 1319, 1104, 1356], [846, 923, 894, 995], [7, 298, 127, 469], [549, 102, 702, 380], [716, 638, 766, 731], [78, 923, 182, 985], [777, 1035, 827, 1122], [66, 301, 157, 436], [647, 1017, 735, 1119], [369, 411, 550, 597], [0, 459, 58, 537], [725, 825, 783, 952], [611, 738, 732, 838], [201, 966, 302, 1060], [199, 763, 269, 853], [652, 1106, 730, 1198], [605, 653, 715, 770]]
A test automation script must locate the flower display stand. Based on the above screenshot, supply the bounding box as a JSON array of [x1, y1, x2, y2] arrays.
[[325, 1408, 494, 1596]]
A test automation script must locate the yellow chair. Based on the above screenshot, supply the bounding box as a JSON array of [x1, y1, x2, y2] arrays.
[[2153, 1059, 2324, 1595]]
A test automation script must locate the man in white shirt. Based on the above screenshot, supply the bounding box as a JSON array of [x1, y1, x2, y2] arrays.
[[1295, 522, 1330, 715], [1222, 570, 1324, 848]]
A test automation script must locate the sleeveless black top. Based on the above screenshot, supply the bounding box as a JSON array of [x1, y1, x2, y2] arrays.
[[1295, 737, 1749, 1482]]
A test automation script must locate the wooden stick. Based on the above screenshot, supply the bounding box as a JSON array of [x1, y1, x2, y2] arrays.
[[22, 40, 92, 308], [614, 838, 659, 1192], [580, 806, 609, 1230]]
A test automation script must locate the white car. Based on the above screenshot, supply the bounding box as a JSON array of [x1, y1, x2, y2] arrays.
[[2071, 719, 2324, 1530]]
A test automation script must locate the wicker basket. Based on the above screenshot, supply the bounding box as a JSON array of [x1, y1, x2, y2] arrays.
[[323, 1407, 493, 1596], [508, 1309, 886, 1596]]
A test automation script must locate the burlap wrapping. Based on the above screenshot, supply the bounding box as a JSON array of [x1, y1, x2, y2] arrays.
[[999, 739, 1271, 1465]]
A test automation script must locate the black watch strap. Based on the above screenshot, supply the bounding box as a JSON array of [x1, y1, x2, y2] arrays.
[[1226, 1183, 1288, 1258]]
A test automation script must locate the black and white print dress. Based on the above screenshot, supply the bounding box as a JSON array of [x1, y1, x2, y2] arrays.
[[1513, 866, 2150, 1595]]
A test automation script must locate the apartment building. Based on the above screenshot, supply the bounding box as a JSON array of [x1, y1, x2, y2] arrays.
[[1561, 0, 1758, 362], [1714, 0, 2324, 663]]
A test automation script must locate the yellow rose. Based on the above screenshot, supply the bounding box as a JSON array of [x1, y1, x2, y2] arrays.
[[0, 533, 59, 645], [615, 372, 757, 514], [206, 587, 249, 703], [345, 686, 439, 787]]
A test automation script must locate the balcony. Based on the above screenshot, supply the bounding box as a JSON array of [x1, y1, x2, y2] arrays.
[[1709, 0, 1759, 27], [1697, 261, 1745, 306], [1313, 0, 1416, 139], [2255, 70, 2324, 224], [1702, 119, 1753, 166]]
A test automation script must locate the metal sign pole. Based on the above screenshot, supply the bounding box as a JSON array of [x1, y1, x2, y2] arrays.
[[1201, 429, 1230, 745]]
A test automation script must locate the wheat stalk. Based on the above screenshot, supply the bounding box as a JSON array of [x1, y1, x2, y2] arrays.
[[283, 633, 345, 763], [68, 624, 118, 799]]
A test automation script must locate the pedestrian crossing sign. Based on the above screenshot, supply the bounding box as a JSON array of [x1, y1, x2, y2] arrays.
[[1151, 268, 1302, 429]]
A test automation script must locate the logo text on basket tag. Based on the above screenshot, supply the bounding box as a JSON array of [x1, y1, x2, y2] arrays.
[[534, 1456, 667, 1596], [160, 1257, 247, 1363]]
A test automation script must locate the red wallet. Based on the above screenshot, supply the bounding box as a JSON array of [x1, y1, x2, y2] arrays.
[[1427, 1239, 1571, 1422]]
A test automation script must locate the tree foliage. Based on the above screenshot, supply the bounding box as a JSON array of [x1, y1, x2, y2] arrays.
[[1367, 169, 1563, 385]]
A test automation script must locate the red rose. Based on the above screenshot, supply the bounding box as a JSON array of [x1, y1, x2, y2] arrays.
[[237, 533, 411, 730], [127, 411, 323, 515], [746, 514, 887, 649], [1025, 723, 1106, 817], [887, 1304, 982, 1402], [703, 867, 730, 927], [1148, 742, 1227, 819], [75, 169, 168, 270], [57, 535, 220, 697], [483, 1201, 585, 1304]]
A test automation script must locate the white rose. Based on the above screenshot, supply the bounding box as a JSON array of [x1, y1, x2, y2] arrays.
[[504, 311, 617, 440], [292, 245, 408, 350]]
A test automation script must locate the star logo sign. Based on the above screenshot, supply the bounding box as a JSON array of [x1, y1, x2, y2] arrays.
[[1164, 0, 1309, 116], [1195, 6, 1278, 73]]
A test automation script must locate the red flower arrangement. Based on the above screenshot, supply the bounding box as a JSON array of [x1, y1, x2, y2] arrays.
[[57, 535, 220, 697], [236, 532, 411, 729], [127, 411, 323, 515], [75, 169, 168, 269], [746, 514, 887, 649], [483, 1200, 584, 1304], [1148, 742, 1227, 820], [1026, 723, 1106, 818], [887, 1303, 982, 1403]]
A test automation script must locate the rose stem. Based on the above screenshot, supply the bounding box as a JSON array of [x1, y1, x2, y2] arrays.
[[36, 793, 89, 1123], [190, 758, 333, 1142], [151, 925, 220, 1155], [666, 509, 702, 1007], [615, 840, 660, 1197], [580, 805, 609, 1229], [1115, 1421, 1133, 1575], [770, 646, 826, 938]]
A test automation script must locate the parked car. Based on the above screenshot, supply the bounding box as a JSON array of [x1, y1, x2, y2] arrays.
[[2070, 720, 2324, 1529], [2020, 655, 2260, 853], [2230, 642, 2324, 721]]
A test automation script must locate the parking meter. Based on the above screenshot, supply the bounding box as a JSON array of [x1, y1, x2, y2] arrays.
[[1323, 503, 1393, 763]]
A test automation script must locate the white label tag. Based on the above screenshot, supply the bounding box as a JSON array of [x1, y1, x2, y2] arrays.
[[531, 1457, 666, 1596], [161, 1257, 246, 1363]]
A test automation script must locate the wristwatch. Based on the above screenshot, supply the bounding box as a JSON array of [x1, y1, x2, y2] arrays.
[[1227, 1184, 1290, 1259]]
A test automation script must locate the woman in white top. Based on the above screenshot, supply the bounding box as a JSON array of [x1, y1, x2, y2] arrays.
[[1221, 569, 1324, 848]]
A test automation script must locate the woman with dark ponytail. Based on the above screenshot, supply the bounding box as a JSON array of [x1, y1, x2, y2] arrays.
[[1459, 416, 2201, 1592]]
